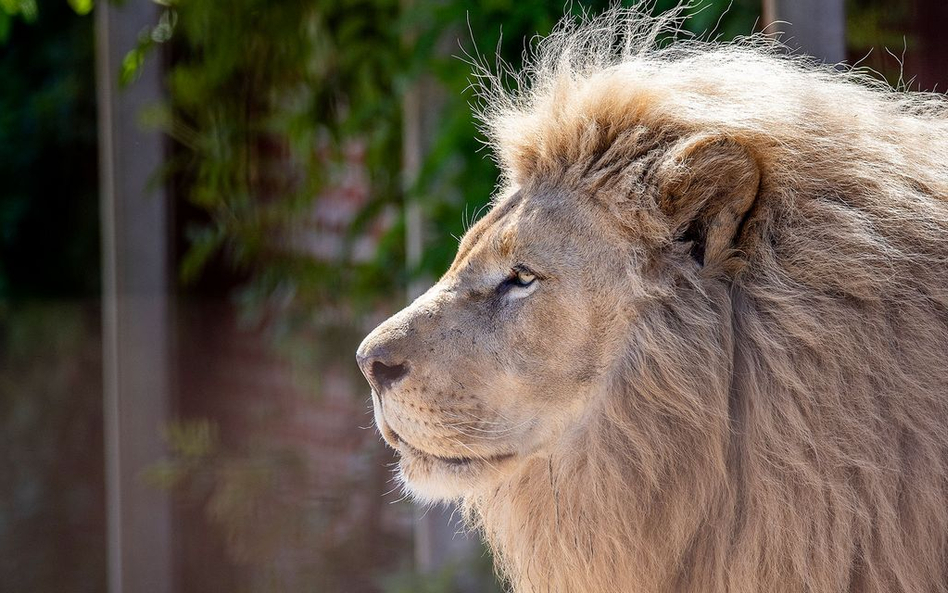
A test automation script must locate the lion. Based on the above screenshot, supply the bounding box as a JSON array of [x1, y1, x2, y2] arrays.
[[356, 7, 948, 593]]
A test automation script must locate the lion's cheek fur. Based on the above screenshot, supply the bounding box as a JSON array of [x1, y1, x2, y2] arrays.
[[509, 292, 604, 394], [463, 284, 737, 593]]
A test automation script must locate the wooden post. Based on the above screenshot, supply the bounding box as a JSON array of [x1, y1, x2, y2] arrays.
[[764, 0, 846, 64], [96, 2, 173, 592]]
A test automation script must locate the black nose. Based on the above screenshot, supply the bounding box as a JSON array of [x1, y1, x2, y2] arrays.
[[357, 348, 409, 395], [371, 360, 408, 393]]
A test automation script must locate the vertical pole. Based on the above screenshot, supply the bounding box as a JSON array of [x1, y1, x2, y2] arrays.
[[760, 0, 776, 34], [765, 0, 846, 64], [96, 2, 173, 592], [403, 80, 426, 301]]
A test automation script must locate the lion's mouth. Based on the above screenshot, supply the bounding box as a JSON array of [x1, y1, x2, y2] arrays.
[[388, 428, 515, 467]]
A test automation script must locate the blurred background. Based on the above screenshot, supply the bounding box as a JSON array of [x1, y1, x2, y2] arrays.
[[0, 0, 945, 591]]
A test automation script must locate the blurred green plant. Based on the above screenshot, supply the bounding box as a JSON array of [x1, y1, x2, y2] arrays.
[[0, 0, 37, 42], [379, 564, 467, 593], [126, 0, 407, 320], [0, 0, 99, 300], [0, 0, 93, 42], [846, 0, 916, 87], [67, 0, 93, 15], [124, 0, 760, 319], [378, 547, 504, 593]]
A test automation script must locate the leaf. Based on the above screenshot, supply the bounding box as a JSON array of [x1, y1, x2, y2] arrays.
[[163, 418, 220, 458], [119, 46, 145, 87], [67, 0, 93, 16], [180, 225, 226, 284]]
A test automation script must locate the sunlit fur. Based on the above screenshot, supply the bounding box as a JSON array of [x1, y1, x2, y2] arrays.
[[455, 7, 948, 593]]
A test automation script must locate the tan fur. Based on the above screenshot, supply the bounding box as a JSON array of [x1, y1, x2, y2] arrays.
[[358, 7, 948, 592]]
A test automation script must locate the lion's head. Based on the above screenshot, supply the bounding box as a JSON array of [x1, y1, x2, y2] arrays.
[[358, 8, 948, 593], [357, 187, 622, 498], [357, 129, 757, 501]]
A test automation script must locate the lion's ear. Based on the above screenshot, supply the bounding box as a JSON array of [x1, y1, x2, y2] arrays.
[[656, 135, 761, 267]]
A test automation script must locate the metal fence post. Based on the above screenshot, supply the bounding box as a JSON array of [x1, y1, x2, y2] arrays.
[[765, 0, 846, 64], [96, 2, 173, 591]]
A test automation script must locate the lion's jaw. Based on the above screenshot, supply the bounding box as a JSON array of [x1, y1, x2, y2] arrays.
[[357, 189, 631, 502]]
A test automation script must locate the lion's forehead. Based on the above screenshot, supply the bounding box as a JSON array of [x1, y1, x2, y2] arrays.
[[450, 191, 590, 282], [451, 193, 522, 266], [449, 204, 524, 279]]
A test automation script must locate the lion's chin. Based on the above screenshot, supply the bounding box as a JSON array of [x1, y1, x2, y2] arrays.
[[372, 393, 521, 501], [394, 437, 518, 502]]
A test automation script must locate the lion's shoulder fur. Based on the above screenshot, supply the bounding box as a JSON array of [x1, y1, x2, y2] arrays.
[[464, 7, 948, 593]]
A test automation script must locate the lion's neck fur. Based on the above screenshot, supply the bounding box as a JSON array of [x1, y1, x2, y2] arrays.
[[465, 384, 731, 593], [465, 281, 736, 593]]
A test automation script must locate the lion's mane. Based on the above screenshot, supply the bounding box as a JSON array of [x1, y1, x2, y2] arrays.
[[462, 7, 948, 593]]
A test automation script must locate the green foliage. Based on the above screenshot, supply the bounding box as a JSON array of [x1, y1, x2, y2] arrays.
[[0, 0, 93, 42], [379, 550, 504, 593], [0, 0, 37, 42], [127, 0, 759, 319], [67, 0, 93, 16], [846, 0, 915, 87], [131, 0, 406, 318], [379, 565, 465, 593], [0, 1, 99, 300]]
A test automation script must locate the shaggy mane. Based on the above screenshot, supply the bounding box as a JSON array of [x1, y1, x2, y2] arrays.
[[462, 6, 948, 593]]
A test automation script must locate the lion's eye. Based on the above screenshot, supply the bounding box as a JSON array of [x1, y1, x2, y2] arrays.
[[500, 267, 537, 292], [513, 270, 536, 287]]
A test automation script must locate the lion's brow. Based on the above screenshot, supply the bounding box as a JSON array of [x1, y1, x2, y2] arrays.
[[452, 191, 523, 266]]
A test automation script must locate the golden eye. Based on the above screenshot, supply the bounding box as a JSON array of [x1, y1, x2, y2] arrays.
[[511, 268, 536, 288], [498, 266, 538, 293]]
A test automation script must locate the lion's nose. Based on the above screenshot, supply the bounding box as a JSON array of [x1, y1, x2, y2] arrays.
[[356, 347, 409, 395], [369, 359, 409, 393]]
